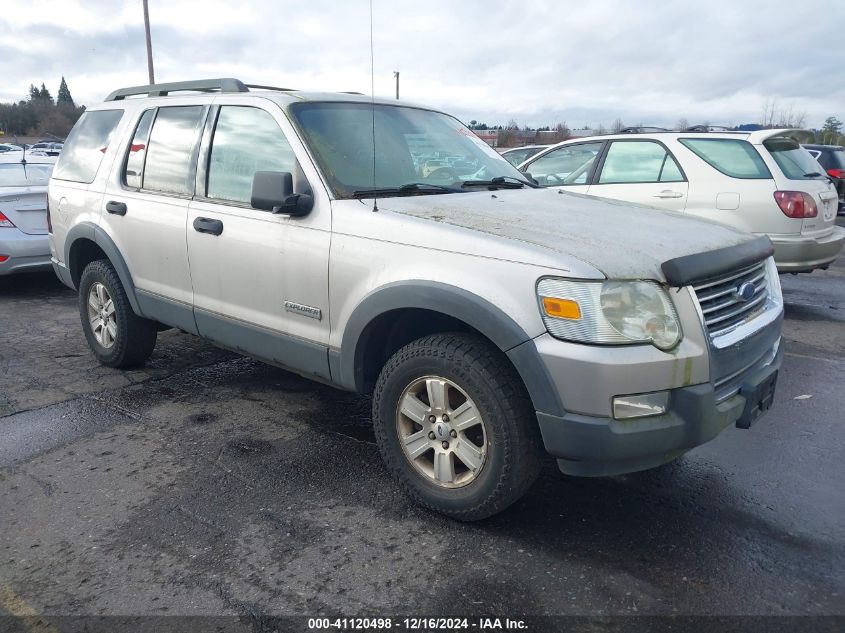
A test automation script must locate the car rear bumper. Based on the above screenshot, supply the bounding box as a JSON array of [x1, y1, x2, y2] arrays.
[[0, 229, 51, 275], [536, 341, 783, 477], [771, 226, 845, 272]]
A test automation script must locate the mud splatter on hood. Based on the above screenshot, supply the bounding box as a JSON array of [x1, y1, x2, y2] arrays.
[[379, 188, 754, 281]]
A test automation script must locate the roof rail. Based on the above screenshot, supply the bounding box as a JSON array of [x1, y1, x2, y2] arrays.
[[104, 78, 249, 101], [244, 84, 296, 92]]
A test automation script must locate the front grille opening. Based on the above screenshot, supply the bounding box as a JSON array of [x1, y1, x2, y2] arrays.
[[693, 262, 769, 338]]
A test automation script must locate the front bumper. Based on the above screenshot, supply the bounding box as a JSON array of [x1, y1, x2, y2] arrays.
[[0, 229, 51, 275], [771, 226, 845, 273], [536, 341, 783, 476]]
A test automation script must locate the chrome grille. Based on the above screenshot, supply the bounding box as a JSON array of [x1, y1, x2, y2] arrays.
[[693, 261, 769, 338]]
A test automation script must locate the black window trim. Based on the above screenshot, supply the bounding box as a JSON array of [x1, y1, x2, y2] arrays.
[[523, 140, 608, 187], [120, 104, 210, 200], [592, 138, 688, 186], [677, 137, 772, 180]]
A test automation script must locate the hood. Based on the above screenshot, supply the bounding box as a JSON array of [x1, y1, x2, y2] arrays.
[[377, 188, 754, 281]]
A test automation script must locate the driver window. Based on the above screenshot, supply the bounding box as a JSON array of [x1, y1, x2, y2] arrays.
[[207, 106, 296, 204], [527, 142, 603, 186]]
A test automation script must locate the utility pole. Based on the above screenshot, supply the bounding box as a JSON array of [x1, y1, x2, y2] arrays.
[[143, 0, 155, 84], [393, 71, 399, 99]]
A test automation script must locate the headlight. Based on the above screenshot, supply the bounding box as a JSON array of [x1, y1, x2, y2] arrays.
[[537, 278, 682, 350]]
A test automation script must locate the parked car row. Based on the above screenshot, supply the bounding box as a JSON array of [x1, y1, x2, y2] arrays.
[[516, 130, 844, 273], [40, 78, 787, 520]]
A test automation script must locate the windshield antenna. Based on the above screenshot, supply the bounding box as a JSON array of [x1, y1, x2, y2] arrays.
[[369, 0, 378, 212]]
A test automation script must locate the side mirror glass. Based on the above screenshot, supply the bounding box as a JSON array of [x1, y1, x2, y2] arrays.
[[250, 171, 313, 216]]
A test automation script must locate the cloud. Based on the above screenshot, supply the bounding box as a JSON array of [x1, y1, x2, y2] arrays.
[[1, 0, 842, 128]]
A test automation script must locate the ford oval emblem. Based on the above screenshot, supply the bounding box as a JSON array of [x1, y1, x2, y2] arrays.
[[734, 281, 756, 302]]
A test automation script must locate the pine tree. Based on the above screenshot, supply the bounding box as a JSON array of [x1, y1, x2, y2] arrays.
[[28, 84, 40, 101], [57, 77, 74, 108], [38, 83, 53, 104]]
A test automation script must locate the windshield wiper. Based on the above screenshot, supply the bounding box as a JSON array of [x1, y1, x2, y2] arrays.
[[803, 172, 823, 178], [351, 183, 462, 198], [461, 175, 536, 189]]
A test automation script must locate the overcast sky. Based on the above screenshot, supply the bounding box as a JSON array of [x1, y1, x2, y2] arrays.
[[1, 0, 842, 129]]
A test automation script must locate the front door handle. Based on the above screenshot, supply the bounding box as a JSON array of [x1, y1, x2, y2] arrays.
[[653, 190, 684, 199], [106, 201, 127, 215], [193, 217, 224, 236]]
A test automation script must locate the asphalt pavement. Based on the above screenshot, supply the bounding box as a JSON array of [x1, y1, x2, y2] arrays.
[[0, 227, 843, 628]]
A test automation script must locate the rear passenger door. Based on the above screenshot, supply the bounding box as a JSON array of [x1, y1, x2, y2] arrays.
[[587, 140, 688, 212], [187, 102, 331, 379], [103, 104, 207, 332]]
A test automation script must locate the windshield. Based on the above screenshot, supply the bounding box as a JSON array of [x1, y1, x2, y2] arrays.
[[290, 102, 531, 198], [0, 162, 54, 187], [764, 138, 827, 180]]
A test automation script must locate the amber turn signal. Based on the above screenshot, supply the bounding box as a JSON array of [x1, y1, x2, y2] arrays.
[[541, 296, 581, 320]]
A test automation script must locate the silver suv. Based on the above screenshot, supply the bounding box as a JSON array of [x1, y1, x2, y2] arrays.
[[48, 79, 784, 520]]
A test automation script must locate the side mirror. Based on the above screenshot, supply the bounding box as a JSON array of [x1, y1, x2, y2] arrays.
[[250, 171, 313, 216], [523, 172, 539, 186]]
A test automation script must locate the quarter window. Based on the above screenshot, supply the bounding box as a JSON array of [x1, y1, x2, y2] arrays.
[[598, 141, 684, 184], [206, 106, 296, 204], [123, 109, 155, 189], [52, 109, 124, 184], [527, 142, 603, 186], [142, 105, 206, 195], [679, 138, 770, 179]]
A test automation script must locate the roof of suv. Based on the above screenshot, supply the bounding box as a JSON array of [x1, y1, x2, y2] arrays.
[[95, 77, 431, 112]]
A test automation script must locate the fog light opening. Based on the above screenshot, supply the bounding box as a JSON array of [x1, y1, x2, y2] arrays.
[[613, 392, 670, 420]]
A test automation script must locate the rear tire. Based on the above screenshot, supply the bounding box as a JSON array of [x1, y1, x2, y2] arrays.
[[78, 259, 157, 368], [372, 333, 541, 521]]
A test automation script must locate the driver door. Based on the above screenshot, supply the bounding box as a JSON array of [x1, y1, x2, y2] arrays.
[[520, 141, 605, 193]]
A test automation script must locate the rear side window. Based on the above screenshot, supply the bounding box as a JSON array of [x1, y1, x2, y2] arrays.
[[123, 109, 155, 189], [206, 106, 296, 204], [679, 138, 770, 179], [598, 141, 684, 184], [527, 142, 603, 186], [764, 138, 827, 181], [142, 105, 206, 195], [52, 109, 123, 183]]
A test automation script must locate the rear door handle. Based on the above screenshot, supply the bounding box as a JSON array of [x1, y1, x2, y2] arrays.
[[193, 217, 224, 236], [653, 190, 684, 199], [106, 201, 127, 215]]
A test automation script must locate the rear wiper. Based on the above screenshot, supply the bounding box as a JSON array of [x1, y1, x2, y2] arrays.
[[461, 176, 536, 189], [351, 183, 461, 198]]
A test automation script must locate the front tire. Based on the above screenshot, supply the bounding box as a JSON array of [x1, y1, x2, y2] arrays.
[[78, 259, 157, 368], [372, 333, 541, 521]]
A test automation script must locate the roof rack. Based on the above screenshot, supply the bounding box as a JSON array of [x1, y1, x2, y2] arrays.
[[618, 126, 672, 134], [105, 78, 248, 101], [245, 84, 296, 92]]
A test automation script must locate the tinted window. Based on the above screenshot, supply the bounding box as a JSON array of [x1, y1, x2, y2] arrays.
[[527, 142, 603, 186], [52, 109, 123, 183], [679, 138, 770, 179], [143, 106, 205, 195], [123, 109, 155, 189], [598, 141, 684, 184], [764, 138, 827, 181], [207, 106, 296, 204], [0, 163, 54, 187]]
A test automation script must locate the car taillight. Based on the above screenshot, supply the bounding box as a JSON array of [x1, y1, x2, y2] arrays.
[[0, 211, 16, 228], [773, 191, 818, 218], [46, 195, 52, 233], [826, 168, 845, 179]]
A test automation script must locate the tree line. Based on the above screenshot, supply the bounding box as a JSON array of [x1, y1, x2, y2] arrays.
[[0, 77, 85, 140]]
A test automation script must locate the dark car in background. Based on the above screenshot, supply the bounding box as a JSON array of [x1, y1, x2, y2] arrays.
[[803, 144, 845, 214]]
